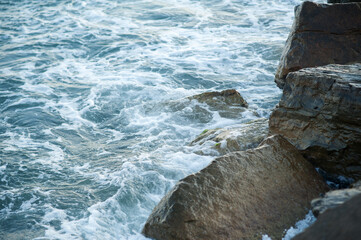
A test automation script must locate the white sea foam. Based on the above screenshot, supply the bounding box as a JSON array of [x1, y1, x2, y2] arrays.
[[22, 82, 54, 95], [262, 211, 316, 240], [19, 195, 39, 211]]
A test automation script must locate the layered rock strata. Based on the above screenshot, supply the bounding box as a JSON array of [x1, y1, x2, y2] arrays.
[[142, 135, 328, 240], [269, 64, 361, 179], [293, 194, 361, 240], [275, 1, 361, 88]]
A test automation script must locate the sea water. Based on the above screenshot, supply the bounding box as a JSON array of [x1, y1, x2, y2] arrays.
[[0, 0, 319, 239]]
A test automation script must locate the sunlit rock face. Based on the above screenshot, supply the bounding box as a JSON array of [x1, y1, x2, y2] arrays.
[[275, 1, 361, 88], [142, 135, 328, 240], [270, 64, 361, 179]]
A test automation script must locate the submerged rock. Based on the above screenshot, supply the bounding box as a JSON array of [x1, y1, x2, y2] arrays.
[[142, 135, 328, 240], [143, 89, 250, 124], [269, 64, 361, 179], [311, 181, 361, 217], [187, 89, 248, 108], [189, 118, 268, 156], [293, 194, 361, 240], [275, 1, 361, 88], [142, 89, 250, 125], [185, 89, 249, 119]]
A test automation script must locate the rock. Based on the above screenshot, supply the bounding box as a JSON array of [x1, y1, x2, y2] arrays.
[[186, 89, 249, 118], [188, 89, 248, 108], [269, 64, 361, 179], [311, 181, 361, 217], [328, 0, 361, 3], [142, 135, 328, 240], [189, 118, 268, 156], [293, 194, 361, 240], [142, 89, 250, 124], [275, 1, 361, 88]]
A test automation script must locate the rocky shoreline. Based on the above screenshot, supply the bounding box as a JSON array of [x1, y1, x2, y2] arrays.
[[142, 1, 361, 239]]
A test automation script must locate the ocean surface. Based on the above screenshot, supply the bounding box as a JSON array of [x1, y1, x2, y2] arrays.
[[0, 0, 319, 239]]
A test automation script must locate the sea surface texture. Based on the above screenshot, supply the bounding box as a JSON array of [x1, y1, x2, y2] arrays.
[[0, 0, 316, 239]]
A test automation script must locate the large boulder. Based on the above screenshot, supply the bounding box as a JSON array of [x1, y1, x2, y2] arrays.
[[189, 118, 268, 156], [142, 135, 328, 240], [275, 1, 361, 88], [269, 64, 361, 179], [293, 194, 361, 240]]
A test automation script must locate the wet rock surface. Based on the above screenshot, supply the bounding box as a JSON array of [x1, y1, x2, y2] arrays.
[[311, 181, 361, 217], [275, 1, 361, 87], [189, 118, 268, 156], [328, 0, 361, 3], [269, 64, 361, 179], [142, 135, 328, 240], [185, 89, 249, 119], [187, 89, 248, 108], [293, 193, 361, 240], [143, 89, 250, 123]]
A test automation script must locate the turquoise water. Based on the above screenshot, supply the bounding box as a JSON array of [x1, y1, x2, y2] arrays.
[[1, 0, 310, 239]]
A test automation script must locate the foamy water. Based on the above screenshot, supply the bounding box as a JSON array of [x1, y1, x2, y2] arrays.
[[1, 0, 320, 239]]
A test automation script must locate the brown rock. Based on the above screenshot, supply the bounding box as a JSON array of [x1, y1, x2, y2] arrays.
[[188, 89, 248, 108], [293, 194, 361, 240], [190, 118, 268, 156], [142, 135, 328, 240], [275, 1, 361, 88], [270, 64, 361, 179]]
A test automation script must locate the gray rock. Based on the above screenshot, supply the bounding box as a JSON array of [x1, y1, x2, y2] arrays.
[[328, 0, 361, 3], [311, 181, 361, 217], [142, 135, 328, 240], [269, 64, 361, 179], [293, 193, 361, 240], [275, 1, 361, 88], [189, 118, 268, 156]]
